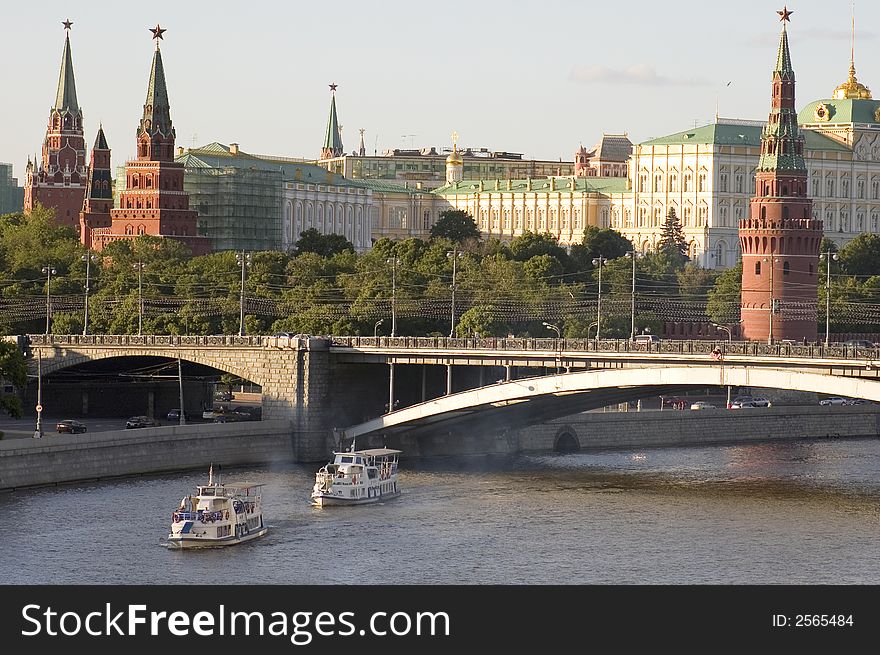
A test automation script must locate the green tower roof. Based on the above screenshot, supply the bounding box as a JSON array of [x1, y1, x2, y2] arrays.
[[53, 33, 79, 113]]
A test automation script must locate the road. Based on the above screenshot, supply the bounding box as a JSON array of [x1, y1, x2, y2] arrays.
[[0, 394, 261, 440]]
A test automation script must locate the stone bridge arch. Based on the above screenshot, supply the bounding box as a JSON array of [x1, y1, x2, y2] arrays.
[[343, 365, 880, 440]]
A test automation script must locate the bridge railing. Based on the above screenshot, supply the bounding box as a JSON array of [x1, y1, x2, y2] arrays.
[[330, 335, 874, 362], [26, 334, 269, 348], [21, 334, 877, 362]]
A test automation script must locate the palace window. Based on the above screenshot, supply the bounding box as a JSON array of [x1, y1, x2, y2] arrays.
[[719, 174, 728, 193], [857, 179, 865, 199], [826, 178, 834, 197], [698, 171, 707, 192], [812, 177, 821, 197], [639, 173, 648, 193], [654, 174, 663, 193], [684, 174, 692, 192], [873, 179, 879, 200], [669, 173, 678, 192], [735, 174, 743, 193], [842, 178, 850, 198]]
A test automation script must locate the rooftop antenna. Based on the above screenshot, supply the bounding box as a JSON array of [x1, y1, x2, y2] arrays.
[[190, 133, 198, 148]]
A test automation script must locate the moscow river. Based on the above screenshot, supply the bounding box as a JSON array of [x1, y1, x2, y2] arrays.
[[1, 437, 879, 585]]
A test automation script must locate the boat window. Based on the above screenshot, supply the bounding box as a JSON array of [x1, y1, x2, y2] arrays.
[[356, 457, 363, 465], [341, 456, 353, 463]]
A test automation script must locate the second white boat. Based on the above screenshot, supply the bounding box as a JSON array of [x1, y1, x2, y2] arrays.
[[310, 448, 401, 507]]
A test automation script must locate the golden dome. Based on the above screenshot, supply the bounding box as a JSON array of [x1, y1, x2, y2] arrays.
[[833, 63, 872, 100], [446, 145, 463, 166]]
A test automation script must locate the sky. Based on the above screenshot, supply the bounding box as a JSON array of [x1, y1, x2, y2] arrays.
[[2, 0, 879, 181]]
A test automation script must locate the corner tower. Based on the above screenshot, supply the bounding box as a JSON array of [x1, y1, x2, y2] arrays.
[[23, 20, 88, 228], [92, 25, 209, 255], [740, 8, 822, 343]]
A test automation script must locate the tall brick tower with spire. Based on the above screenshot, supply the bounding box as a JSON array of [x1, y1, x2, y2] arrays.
[[91, 25, 209, 255], [320, 83, 343, 159], [740, 7, 823, 343], [79, 126, 112, 247], [23, 20, 88, 229]]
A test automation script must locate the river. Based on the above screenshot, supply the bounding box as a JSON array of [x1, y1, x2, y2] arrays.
[[1, 437, 879, 584]]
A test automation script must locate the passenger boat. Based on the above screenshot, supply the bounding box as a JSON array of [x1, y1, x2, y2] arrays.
[[167, 466, 268, 549], [310, 448, 401, 507]]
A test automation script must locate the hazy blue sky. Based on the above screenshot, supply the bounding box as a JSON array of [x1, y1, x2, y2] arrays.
[[3, 0, 878, 180]]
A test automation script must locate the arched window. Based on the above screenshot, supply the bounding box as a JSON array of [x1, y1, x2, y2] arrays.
[[755, 261, 761, 275], [783, 261, 790, 275]]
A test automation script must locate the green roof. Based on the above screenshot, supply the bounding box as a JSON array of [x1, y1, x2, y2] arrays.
[[353, 179, 423, 194], [798, 98, 880, 126], [641, 122, 849, 152], [54, 33, 79, 113], [432, 176, 630, 196], [176, 143, 356, 185]]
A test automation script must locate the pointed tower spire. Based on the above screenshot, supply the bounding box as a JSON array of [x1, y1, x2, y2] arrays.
[[54, 21, 79, 113], [773, 8, 794, 78], [321, 83, 343, 159], [94, 123, 108, 150], [137, 25, 175, 161]]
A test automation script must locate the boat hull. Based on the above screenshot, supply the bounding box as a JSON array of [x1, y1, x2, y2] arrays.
[[167, 527, 268, 549], [311, 490, 400, 507]]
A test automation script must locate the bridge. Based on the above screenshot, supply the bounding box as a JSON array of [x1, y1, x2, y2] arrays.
[[11, 334, 880, 458]]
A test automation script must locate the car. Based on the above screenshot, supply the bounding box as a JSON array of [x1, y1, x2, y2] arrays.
[[732, 395, 754, 405], [845, 398, 869, 405], [213, 410, 251, 423], [56, 419, 87, 434], [750, 397, 772, 407], [272, 332, 294, 338], [819, 397, 848, 406], [125, 415, 160, 429], [843, 340, 875, 349], [166, 409, 195, 422], [690, 402, 716, 410], [634, 334, 661, 344], [213, 390, 233, 402]]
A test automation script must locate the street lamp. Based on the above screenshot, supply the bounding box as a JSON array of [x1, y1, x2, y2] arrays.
[[624, 250, 638, 340], [81, 252, 97, 336], [542, 321, 561, 339], [712, 323, 732, 343], [591, 256, 607, 339], [132, 262, 145, 335], [236, 250, 252, 337], [762, 256, 779, 344], [587, 321, 599, 340], [447, 248, 463, 337], [41, 265, 56, 335], [387, 257, 400, 337], [821, 250, 839, 347], [373, 318, 384, 338]]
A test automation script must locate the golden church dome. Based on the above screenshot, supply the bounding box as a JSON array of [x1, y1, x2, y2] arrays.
[[833, 63, 872, 100], [446, 145, 463, 166]]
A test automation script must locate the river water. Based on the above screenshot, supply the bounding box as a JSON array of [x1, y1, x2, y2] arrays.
[[1, 438, 879, 584]]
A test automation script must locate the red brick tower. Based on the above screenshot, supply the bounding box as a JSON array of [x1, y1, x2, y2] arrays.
[[23, 20, 88, 229], [740, 8, 822, 343], [79, 126, 113, 247], [92, 25, 209, 255]]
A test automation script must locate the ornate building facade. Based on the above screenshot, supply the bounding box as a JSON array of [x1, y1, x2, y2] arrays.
[[91, 26, 208, 255], [23, 22, 88, 229], [739, 10, 821, 342]]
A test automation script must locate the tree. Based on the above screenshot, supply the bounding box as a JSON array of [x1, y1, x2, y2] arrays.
[[293, 228, 354, 258], [429, 209, 480, 243], [455, 304, 508, 337], [656, 208, 689, 271], [523, 254, 564, 284], [0, 341, 27, 418], [509, 231, 568, 263], [706, 261, 742, 325], [838, 233, 880, 277], [677, 263, 717, 301], [578, 226, 632, 262]]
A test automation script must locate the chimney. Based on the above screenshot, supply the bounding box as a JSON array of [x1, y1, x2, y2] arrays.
[[176, 146, 184, 157], [229, 143, 240, 155]]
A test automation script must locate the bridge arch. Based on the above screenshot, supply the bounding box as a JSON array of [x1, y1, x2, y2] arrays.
[[344, 365, 880, 440], [34, 348, 267, 387]]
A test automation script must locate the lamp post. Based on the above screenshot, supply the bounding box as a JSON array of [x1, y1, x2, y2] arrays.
[[624, 250, 638, 340], [42, 265, 56, 335], [81, 252, 97, 336], [387, 257, 400, 337], [543, 321, 562, 373], [373, 318, 384, 338], [447, 248, 463, 338], [177, 357, 186, 426], [762, 256, 779, 344], [712, 323, 732, 408], [591, 256, 607, 339], [34, 349, 43, 438], [587, 321, 599, 340], [821, 250, 839, 347], [236, 250, 252, 336], [132, 262, 145, 335]]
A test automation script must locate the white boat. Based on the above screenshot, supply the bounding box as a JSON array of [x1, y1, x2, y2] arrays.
[[310, 448, 401, 507], [168, 467, 268, 549]]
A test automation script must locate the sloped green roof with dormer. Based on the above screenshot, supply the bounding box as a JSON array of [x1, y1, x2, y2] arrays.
[[432, 176, 630, 196], [798, 98, 880, 126], [176, 142, 358, 185], [640, 122, 849, 152]]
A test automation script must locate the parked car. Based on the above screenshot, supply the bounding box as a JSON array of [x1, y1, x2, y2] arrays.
[[213, 389, 233, 402], [125, 415, 160, 429], [750, 397, 772, 407], [634, 334, 661, 344], [845, 398, 869, 405], [819, 397, 848, 406], [213, 410, 251, 423], [843, 340, 875, 349], [56, 419, 87, 434], [690, 401, 716, 410], [166, 409, 195, 422]]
